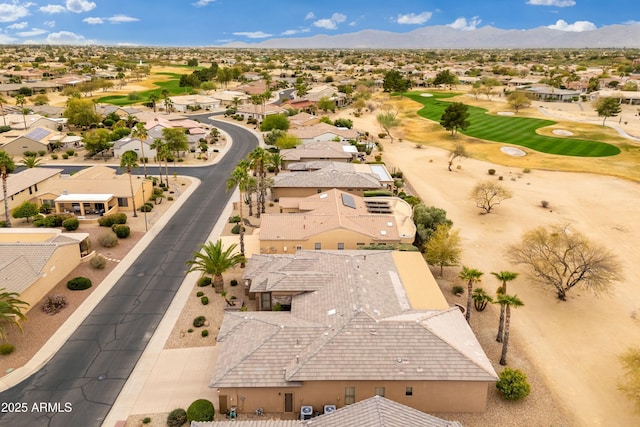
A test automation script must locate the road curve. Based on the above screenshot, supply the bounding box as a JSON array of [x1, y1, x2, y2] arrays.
[[0, 120, 257, 427]]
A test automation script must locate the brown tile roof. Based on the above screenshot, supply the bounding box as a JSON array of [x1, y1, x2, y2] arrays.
[[1, 167, 63, 202], [272, 169, 381, 190], [280, 141, 353, 162]]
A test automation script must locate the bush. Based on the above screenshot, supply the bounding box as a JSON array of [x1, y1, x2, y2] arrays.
[[142, 417, 151, 424], [62, 217, 80, 231], [113, 224, 131, 238], [231, 224, 245, 234], [39, 204, 51, 214], [496, 368, 531, 401], [201, 329, 209, 337], [41, 294, 67, 315], [90, 255, 107, 270], [186, 399, 214, 423], [62, 153, 69, 159], [38, 150, 46, 157], [23, 150, 37, 157], [166, 408, 187, 427], [0, 221, 7, 228], [98, 213, 127, 227], [488, 169, 496, 175], [452, 285, 464, 295], [98, 231, 119, 248], [0, 343, 15, 355], [523, 168, 531, 173], [228, 215, 241, 223], [140, 204, 153, 212], [67, 276, 92, 291], [197, 277, 212, 287], [196, 291, 204, 297], [230, 279, 238, 287], [193, 316, 206, 327], [200, 296, 209, 305], [378, 133, 387, 139], [51, 154, 58, 160], [541, 200, 550, 208], [66, 149, 75, 156]]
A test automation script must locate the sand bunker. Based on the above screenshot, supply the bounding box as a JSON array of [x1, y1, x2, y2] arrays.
[[553, 129, 574, 136], [420, 93, 434, 97], [500, 146, 527, 157], [497, 111, 515, 116]]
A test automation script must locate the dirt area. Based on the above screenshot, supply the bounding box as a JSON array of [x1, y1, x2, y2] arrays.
[[0, 176, 192, 377]]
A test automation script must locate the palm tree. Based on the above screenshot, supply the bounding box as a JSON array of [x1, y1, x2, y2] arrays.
[[20, 156, 42, 168], [148, 93, 159, 113], [15, 94, 27, 129], [268, 151, 283, 175], [163, 96, 173, 115], [0, 150, 16, 227], [496, 294, 524, 365], [150, 138, 167, 185], [131, 123, 149, 178], [226, 160, 250, 265], [492, 271, 519, 343], [472, 288, 493, 311], [243, 175, 257, 217], [0, 95, 7, 127], [186, 240, 245, 293], [459, 266, 483, 323], [248, 147, 268, 217], [0, 288, 29, 342], [120, 150, 139, 217]]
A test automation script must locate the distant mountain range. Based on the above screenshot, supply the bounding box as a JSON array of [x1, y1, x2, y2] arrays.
[[222, 24, 640, 49]]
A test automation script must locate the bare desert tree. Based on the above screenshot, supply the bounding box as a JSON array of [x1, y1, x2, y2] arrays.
[[470, 181, 512, 213], [508, 224, 622, 301], [448, 143, 467, 171], [376, 110, 400, 143]]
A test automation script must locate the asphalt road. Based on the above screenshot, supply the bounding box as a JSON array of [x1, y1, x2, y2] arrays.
[[0, 119, 257, 426]]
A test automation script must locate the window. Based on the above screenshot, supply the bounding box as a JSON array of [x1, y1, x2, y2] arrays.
[[356, 242, 365, 246], [295, 245, 302, 251], [405, 387, 413, 396], [261, 293, 271, 311], [374, 387, 385, 397], [337, 243, 344, 250], [317, 188, 322, 193], [117, 197, 128, 207], [344, 387, 355, 405], [314, 243, 321, 250]]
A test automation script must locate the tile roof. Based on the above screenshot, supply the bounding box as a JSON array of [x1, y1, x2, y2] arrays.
[[280, 142, 353, 162], [272, 169, 381, 190], [1, 167, 63, 202], [288, 123, 358, 140]]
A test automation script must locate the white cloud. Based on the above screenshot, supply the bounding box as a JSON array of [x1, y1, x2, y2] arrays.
[[39, 4, 66, 14], [527, 0, 576, 6], [17, 28, 47, 37], [107, 15, 139, 23], [83, 17, 103, 24], [448, 16, 482, 31], [547, 19, 597, 31], [193, 0, 215, 7], [46, 30, 93, 44], [117, 42, 138, 46], [281, 29, 299, 36], [232, 31, 272, 39], [0, 34, 18, 43], [8, 21, 29, 30], [313, 12, 346, 30], [305, 12, 315, 20], [43, 20, 56, 28], [0, 3, 31, 22], [66, 0, 96, 13], [396, 12, 432, 25]]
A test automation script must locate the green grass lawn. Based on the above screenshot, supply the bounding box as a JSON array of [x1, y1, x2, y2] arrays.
[[406, 92, 620, 157], [96, 73, 195, 106]]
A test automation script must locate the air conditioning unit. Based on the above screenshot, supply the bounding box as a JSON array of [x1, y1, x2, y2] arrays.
[[323, 405, 337, 414], [300, 405, 313, 420]]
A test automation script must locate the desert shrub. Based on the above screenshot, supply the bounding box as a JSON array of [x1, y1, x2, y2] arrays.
[[39, 204, 51, 214], [166, 408, 187, 427], [113, 224, 131, 238], [488, 169, 496, 175], [231, 224, 245, 234], [62, 153, 69, 159], [51, 154, 58, 159], [363, 190, 393, 197], [201, 329, 209, 337], [200, 296, 209, 305], [62, 217, 80, 231], [187, 328, 193, 333], [228, 215, 241, 223], [0, 221, 7, 228], [90, 255, 107, 270], [541, 200, 549, 208], [230, 279, 238, 287], [378, 133, 387, 139], [523, 168, 531, 173], [498, 176, 504, 181], [0, 344, 15, 355], [65, 149, 75, 156], [452, 285, 464, 295], [196, 291, 204, 297], [23, 150, 37, 157], [496, 368, 531, 401], [98, 231, 119, 248], [197, 277, 211, 287], [98, 213, 127, 227], [67, 276, 92, 291], [142, 417, 151, 424], [38, 150, 46, 157], [37, 213, 73, 228], [41, 294, 67, 315], [167, 196, 174, 201], [193, 316, 206, 327], [186, 399, 214, 423], [153, 187, 164, 196]]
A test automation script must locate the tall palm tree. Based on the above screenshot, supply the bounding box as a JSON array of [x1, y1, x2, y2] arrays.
[[496, 294, 524, 365], [150, 138, 166, 185], [0, 150, 16, 227], [248, 147, 268, 217], [15, 94, 27, 129], [0, 288, 29, 342], [268, 151, 283, 175], [459, 266, 483, 324], [131, 123, 149, 178], [163, 96, 173, 115], [492, 271, 519, 343], [120, 150, 139, 217], [226, 160, 250, 266], [186, 239, 245, 293], [243, 175, 257, 218], [0, 95, 7, 127], [148, 93, 159, 113], [20, 156, 42, 168]]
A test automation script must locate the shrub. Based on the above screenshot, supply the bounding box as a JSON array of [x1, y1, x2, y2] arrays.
[[113, 224, 131, 238], [196, 292, 204, 298], [186, 399, 215, 423], [187, 328, 193, 333], [228, 215, 241, 223], [67, 276, 92, 291], [197, 277, 211, 287], [41, 294, 67, 315], [201, 329, 209, 337], [378, 133, 387, 139], [231, 224, 245, 234], [39, 204, 51, 214], [98, 231, 119, 248], [62, 217, 80, 231], [200, 296, 209, 305], [153, 187, 164, 196], [65, 149, 75, 156], [488, 169, 496, 175], [230, 279, 238, 287], [23, 150, 37, 157], [0, 221, 7, 228], [496, 368, 531, 401], [523, 168, 531, 173], [51, 154, 58, 160], [193, 316, 206, 327], [0, 343, 15, 355], [452, 285, 464, 295], [62, 153, 69, 159], [167, 196, 174, 201], [498, 176, 504, 181], [38, 150, 46, 157], [140, 204, 153, 212], [98, 213, 127, 227], [142, 417, 151, 424], [166, 408, 187, 427], [541, 200, 550, 208], [90, 255, 107, 270]]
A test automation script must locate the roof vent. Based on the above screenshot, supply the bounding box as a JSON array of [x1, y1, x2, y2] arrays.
[[396, 357, 403, 364], [380, 230, 387, 235]]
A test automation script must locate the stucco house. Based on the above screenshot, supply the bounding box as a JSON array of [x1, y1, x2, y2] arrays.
[[113, 137, 157, 160], [279, 141, 354, 169], [260, 188, 415, 253], [167, 94, 221, 112], [288, 123, 359, 144], [0, 167, 63, 219], [211, 250, 498, 416]]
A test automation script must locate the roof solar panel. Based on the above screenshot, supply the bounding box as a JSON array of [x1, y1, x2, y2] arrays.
[[341, 193, 356, 209], [25, 128, 51, 141]]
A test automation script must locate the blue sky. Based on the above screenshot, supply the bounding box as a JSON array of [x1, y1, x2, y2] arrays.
[[0, 0, 636, 46]]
